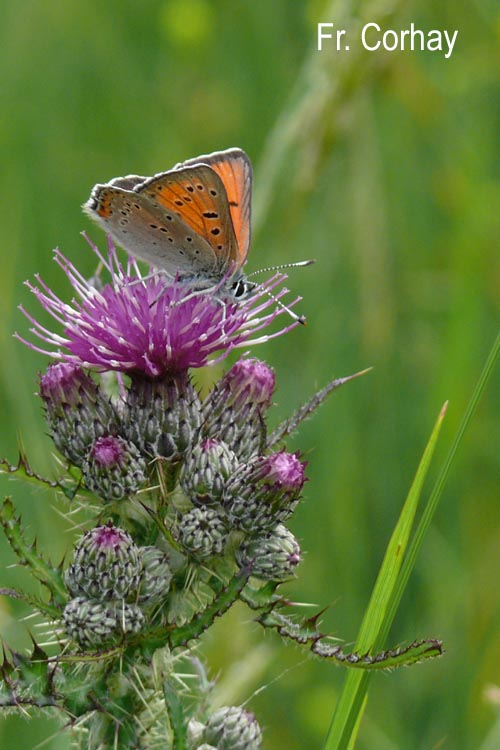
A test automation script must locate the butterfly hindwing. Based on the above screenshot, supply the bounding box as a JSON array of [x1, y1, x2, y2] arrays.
[[84, 184, 218, 276]]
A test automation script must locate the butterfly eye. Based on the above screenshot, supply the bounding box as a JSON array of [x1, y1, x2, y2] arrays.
[[231, 279, 254, 299]]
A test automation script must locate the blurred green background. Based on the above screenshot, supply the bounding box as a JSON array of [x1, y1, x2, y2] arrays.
[[1, 1, 499, 748]]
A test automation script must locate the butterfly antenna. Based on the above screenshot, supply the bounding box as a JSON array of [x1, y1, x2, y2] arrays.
[[249, 279, 308, 326], [247, 259, 315, 278], [246, 260, 315, 324]]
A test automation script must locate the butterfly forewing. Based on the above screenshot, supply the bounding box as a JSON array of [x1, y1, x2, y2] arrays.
[[108, 174, 147, 190], [179, 149, 252, 267]]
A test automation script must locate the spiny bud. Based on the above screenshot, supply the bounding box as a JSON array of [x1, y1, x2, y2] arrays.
[[177, 506, 229, 560], [224, 451, 306, 532], [62, 597, 145, 648], [62, 597, 118, 648], [82, 435, 147, 501], [39, 362, 117, 467], [202, 706, 262, 750], [115, 601, 146, 636], [138, 546, 172, 602], [202, 358, 275, 460], [187, 719, 205, 748], [180, 438, 240, 505], [210, 358, 275, 411], [236, 524, 301, 581], [65, 524, 142, 601], [123, 375, 201, 461]]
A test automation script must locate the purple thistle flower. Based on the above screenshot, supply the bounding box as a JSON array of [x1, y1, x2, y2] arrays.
[[91, 524, 132, 551], [215, 357, 276, 410], [39, 362, 97, 410], [90, 436, 126, 467], [16, 235, 301, 378], [224, 450, 307, 532], [257, 450, 306, 489]]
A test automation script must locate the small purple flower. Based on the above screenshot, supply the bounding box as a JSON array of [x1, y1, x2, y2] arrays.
[[201, 357, 276, 460], [17, 235, 300, 378], [39, 362, 97, 410], [39, 361, 118, 467], [218, 358, 276, 410], [224, 450, 307, 532], [82, 434, 147, 501], [90, 436, 125, 467], [91, 524, 131, 550], [257, 451, 306, 489]]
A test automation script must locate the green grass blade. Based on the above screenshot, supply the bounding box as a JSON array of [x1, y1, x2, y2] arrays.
[[324, 328, 500, 750], [384, 329, 500, 636], [324, 402, 447, 750], [356, 401, 448, 652]]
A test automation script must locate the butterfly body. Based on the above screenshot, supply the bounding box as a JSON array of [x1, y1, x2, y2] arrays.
[[84, 148, 253, 292]]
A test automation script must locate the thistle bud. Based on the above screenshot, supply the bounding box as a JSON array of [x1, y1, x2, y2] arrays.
[[39, 362, 117, 466], [224, 451, 306, 532], [82, 435, 147, 501], [116, 601, 146, 635], [62, 597, 118, 648], [123, 376, 201, 461], [177, 506, 229, 560], [211, 358, 275, 411], [202, 358, 275, 460], [65, 524, 142, 601], [187, 719, 205, 747], [138, 546, 173, 602], [202, 706, 262, 750], [180, 438, 239, 505], [236, 524, 301, 581], [62, 597, 145, 648]]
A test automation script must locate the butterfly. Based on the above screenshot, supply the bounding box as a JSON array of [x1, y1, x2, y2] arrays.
[[83, 148, 252, 296]]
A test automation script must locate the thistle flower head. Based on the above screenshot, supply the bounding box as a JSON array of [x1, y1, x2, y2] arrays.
[[62, 597, 145, 648], [39, 361, 118, 466], [18, 235, 300, 379], [65, 523, 142, 601], [39, 362, 97, 411], [180, 437, 240, 504], [224, 450, 307, 532], [202, 358, 276, 460], [82, 434, 147, 501], [176, 506, 230, 560], [236, 524, 301, 581], [202, 706, 262, 750], [217, 358, 276, 410], [122, 375, 202, 461], [90, 435, 126, 467], [254, 450, 306, 488]]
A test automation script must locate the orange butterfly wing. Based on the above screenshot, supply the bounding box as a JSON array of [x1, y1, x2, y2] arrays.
[[139, 164, 240, 273], [179, 148, 253, 268]]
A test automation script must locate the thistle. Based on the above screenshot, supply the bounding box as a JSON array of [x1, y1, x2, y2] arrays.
[[0, 235, 443, 749]]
